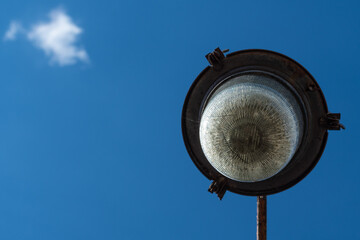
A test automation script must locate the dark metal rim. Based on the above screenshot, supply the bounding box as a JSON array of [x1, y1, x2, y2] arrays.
[[182, 49, 329, 196]]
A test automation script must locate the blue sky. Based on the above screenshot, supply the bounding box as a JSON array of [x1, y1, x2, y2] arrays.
[[0, 0, 358, 239]]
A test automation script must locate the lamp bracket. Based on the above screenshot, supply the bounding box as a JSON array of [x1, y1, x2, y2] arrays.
[[205, 48, 229, 71], [208, 177, 227, 200], [320, 113, 345, 130]]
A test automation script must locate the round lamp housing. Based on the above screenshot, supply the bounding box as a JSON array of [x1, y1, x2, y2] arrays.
[[182, 48, 342, 197]]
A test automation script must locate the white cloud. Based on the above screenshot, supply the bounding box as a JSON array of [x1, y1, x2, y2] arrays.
[[4, 21, 23, 41], [27, 9, 89, 66], [4, 8, 89, 66]]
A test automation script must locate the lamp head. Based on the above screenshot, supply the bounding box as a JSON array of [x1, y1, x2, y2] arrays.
[[182, 48, 343, 199]]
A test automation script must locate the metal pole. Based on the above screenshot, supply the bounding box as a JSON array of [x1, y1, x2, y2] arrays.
[[257, 195, 267, 240]]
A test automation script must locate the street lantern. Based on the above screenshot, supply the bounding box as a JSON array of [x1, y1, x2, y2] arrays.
[[181, 48, 343, 239]]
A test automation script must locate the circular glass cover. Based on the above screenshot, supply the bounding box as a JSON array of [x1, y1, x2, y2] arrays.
[[199, 73, 304, 182]]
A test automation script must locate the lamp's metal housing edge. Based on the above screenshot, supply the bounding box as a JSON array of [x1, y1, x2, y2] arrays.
[[182, 48, 336, 197]]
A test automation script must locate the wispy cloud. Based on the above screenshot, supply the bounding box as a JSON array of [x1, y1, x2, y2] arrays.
[[3, 8, 89, 66], [4, 21, 23, 41]]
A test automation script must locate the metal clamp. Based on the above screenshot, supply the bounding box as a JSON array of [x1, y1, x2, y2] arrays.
[[320, 113, 345, 130], [208, 177, 227, 200], [205, 48, 229, 71]]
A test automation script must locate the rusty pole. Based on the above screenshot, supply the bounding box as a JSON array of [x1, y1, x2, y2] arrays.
[[257, 195, 267, 240]]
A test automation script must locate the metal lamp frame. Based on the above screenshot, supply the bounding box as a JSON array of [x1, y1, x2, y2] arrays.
[[182, 48, 343, 198]]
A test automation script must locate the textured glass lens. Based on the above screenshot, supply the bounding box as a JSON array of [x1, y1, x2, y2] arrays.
[[199, 74, 304, 182]]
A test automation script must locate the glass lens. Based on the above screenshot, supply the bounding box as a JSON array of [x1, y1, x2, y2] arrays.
[[199, 73, 304, 182]]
